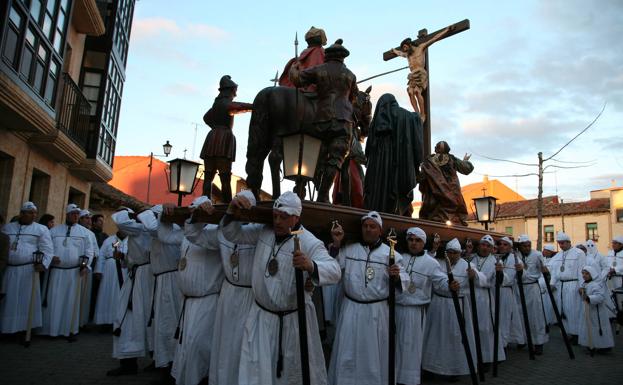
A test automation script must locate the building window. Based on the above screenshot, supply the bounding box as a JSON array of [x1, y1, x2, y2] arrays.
[[0, 152, 16, 220], [1, 0, 69, 108], [505, 226, 513, 235], [544, 225, 554, 242], [586, 223, 598, 242], [29, 168, 50, 214], [81, 70, 103, 115], [68, 186, 86, 208], [617, 208, 623, 223]]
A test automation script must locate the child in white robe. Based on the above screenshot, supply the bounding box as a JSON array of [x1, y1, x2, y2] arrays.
[[578, 265, 614, 353]]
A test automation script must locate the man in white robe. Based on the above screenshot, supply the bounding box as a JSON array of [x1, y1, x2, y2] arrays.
[[467, 235, 506, 368], [94, 231, 128, 326], [515, 234, 549, 355], [40, 204, 94, 339], [607, 235, 623, 288], [328, 211, 408, 385], [0, 202, 53, 337], [395, 227, 445, 385], [222, 191, 341, 385], [78, 209, 98, 326], [107, 208, 154, 376], [183, 194, 256, 385], [549, 231, 586, 343], [540, 245, 557, 325], [140, 205, 184, 381], [497, 236, 525, 347], [422, 238, 482, 380]]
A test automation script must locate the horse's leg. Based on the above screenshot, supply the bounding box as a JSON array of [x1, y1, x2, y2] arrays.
[[268, 138, 282, 199]]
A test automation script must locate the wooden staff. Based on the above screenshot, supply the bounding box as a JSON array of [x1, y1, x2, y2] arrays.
[[515, 253, 535, 360], [291, 228, 310, 385], [69, 256, 88, 339], [466, 257, 485, 382], [444, 255, 478, 385], [25, 250, 44, 347], [387, 229, 397, 385], [542, 271, 575, 359], [492, 256, 502, 377]]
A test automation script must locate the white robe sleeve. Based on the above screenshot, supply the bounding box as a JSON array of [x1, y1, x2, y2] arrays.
[[38, 226, 54, 269], [305, 234, 341, 287], [587, 283, 606, 305], [184, 222, 220, 250], [220, 218, 263, 245], [157, 221, 184, 245]]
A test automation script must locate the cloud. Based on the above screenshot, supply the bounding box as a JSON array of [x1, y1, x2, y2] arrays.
[[162, 83, 202, 97], [132, 17, 228, 43]]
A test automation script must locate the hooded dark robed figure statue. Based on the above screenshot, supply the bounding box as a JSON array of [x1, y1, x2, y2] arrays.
[[363, 94, 424, 216]]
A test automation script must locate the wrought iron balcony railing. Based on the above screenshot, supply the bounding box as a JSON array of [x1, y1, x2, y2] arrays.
[[57, 72, 91, 150]]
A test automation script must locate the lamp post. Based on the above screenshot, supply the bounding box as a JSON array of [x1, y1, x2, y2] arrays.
[[281, 133, 322, 200], [473, 194, 498, 230], [147, 140, 172, 204], [167, 157, 201, 206]]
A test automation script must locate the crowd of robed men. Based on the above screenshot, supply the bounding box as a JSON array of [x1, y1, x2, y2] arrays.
[[2, 191, 622, 385]]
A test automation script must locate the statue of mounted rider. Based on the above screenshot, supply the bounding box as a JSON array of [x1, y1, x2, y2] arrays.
[[244, 29, 372, 205]]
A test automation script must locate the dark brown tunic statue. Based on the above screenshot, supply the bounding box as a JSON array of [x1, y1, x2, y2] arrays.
[[200, 75, 252, 202], [292, 39, 359, 202], [418, 141, 474, 225]]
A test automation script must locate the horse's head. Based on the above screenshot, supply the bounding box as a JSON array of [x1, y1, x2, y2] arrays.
[[353, 85, 372, 138]]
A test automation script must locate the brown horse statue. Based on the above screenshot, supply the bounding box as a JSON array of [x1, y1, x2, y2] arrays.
[[245, 86, 372, 200]]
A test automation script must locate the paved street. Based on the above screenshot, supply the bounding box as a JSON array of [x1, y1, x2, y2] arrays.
[[0, 325, 622, 384]]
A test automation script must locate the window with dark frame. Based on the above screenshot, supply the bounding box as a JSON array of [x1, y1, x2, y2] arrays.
[[67, 186, 85, 208], [1, 0, 70, 109], [617, 208, 623, 223], [0, 152, 15, 220], [29, 168, 50, 214], [585, 222, 598, 242], [544, 225, 555, 242]]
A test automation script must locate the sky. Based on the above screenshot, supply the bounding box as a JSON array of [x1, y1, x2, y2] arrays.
[[116, 0, 623, 202]]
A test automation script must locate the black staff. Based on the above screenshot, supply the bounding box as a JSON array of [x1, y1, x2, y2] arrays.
[[112, 240, 124, 288], [387, 229, 398, 385], [492, 256, 502, 377], [466, 256, 485, 382], [291, 229, 310, 385], [444, 253, 478, 385], [515, 252, 535, 360], [542, 270, 575, 359]]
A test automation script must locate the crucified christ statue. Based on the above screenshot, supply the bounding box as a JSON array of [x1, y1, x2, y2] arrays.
[[391, 26, 451, 122]]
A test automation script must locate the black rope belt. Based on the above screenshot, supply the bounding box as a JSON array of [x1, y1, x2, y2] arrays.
[[7, 262, 34, 267], [254, 300, 297, 378], [225, 276, 252, 289], [174, 292, 219, 344], [345, 292, 388, 304], [147, 268, 178, 326], [561, 279, 578, 282], [112, 262, 150, 336]]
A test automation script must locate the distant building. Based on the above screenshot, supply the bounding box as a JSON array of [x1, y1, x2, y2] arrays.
[[109, 155, 271, 207], [0, 0, 136, 221], [412, 175, 525, 218], [466, 187, 623, 255]]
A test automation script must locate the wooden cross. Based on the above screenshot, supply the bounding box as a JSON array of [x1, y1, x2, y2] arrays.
[[383, 19, 470, 156]]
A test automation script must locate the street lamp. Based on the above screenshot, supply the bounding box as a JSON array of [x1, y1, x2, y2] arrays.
[[167, 158, 201, 206], [281, 132, 322, 199], [473, 195, 498, 230], [147, 140, 172, 204]]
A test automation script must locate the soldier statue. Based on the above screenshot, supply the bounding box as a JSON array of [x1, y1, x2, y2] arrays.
[[291, 39, 359, 202], [200, 75, 253, 202], [279, 26, 327, 92]]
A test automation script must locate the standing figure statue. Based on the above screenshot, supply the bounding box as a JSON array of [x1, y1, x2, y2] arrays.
[[363, 94, 424, 216], [418, 141, 473, 225], [391, 27, 450, 122], [200, 75, 253, 203], [279, 26, 327, 92], [291, 39, 358, 203]]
